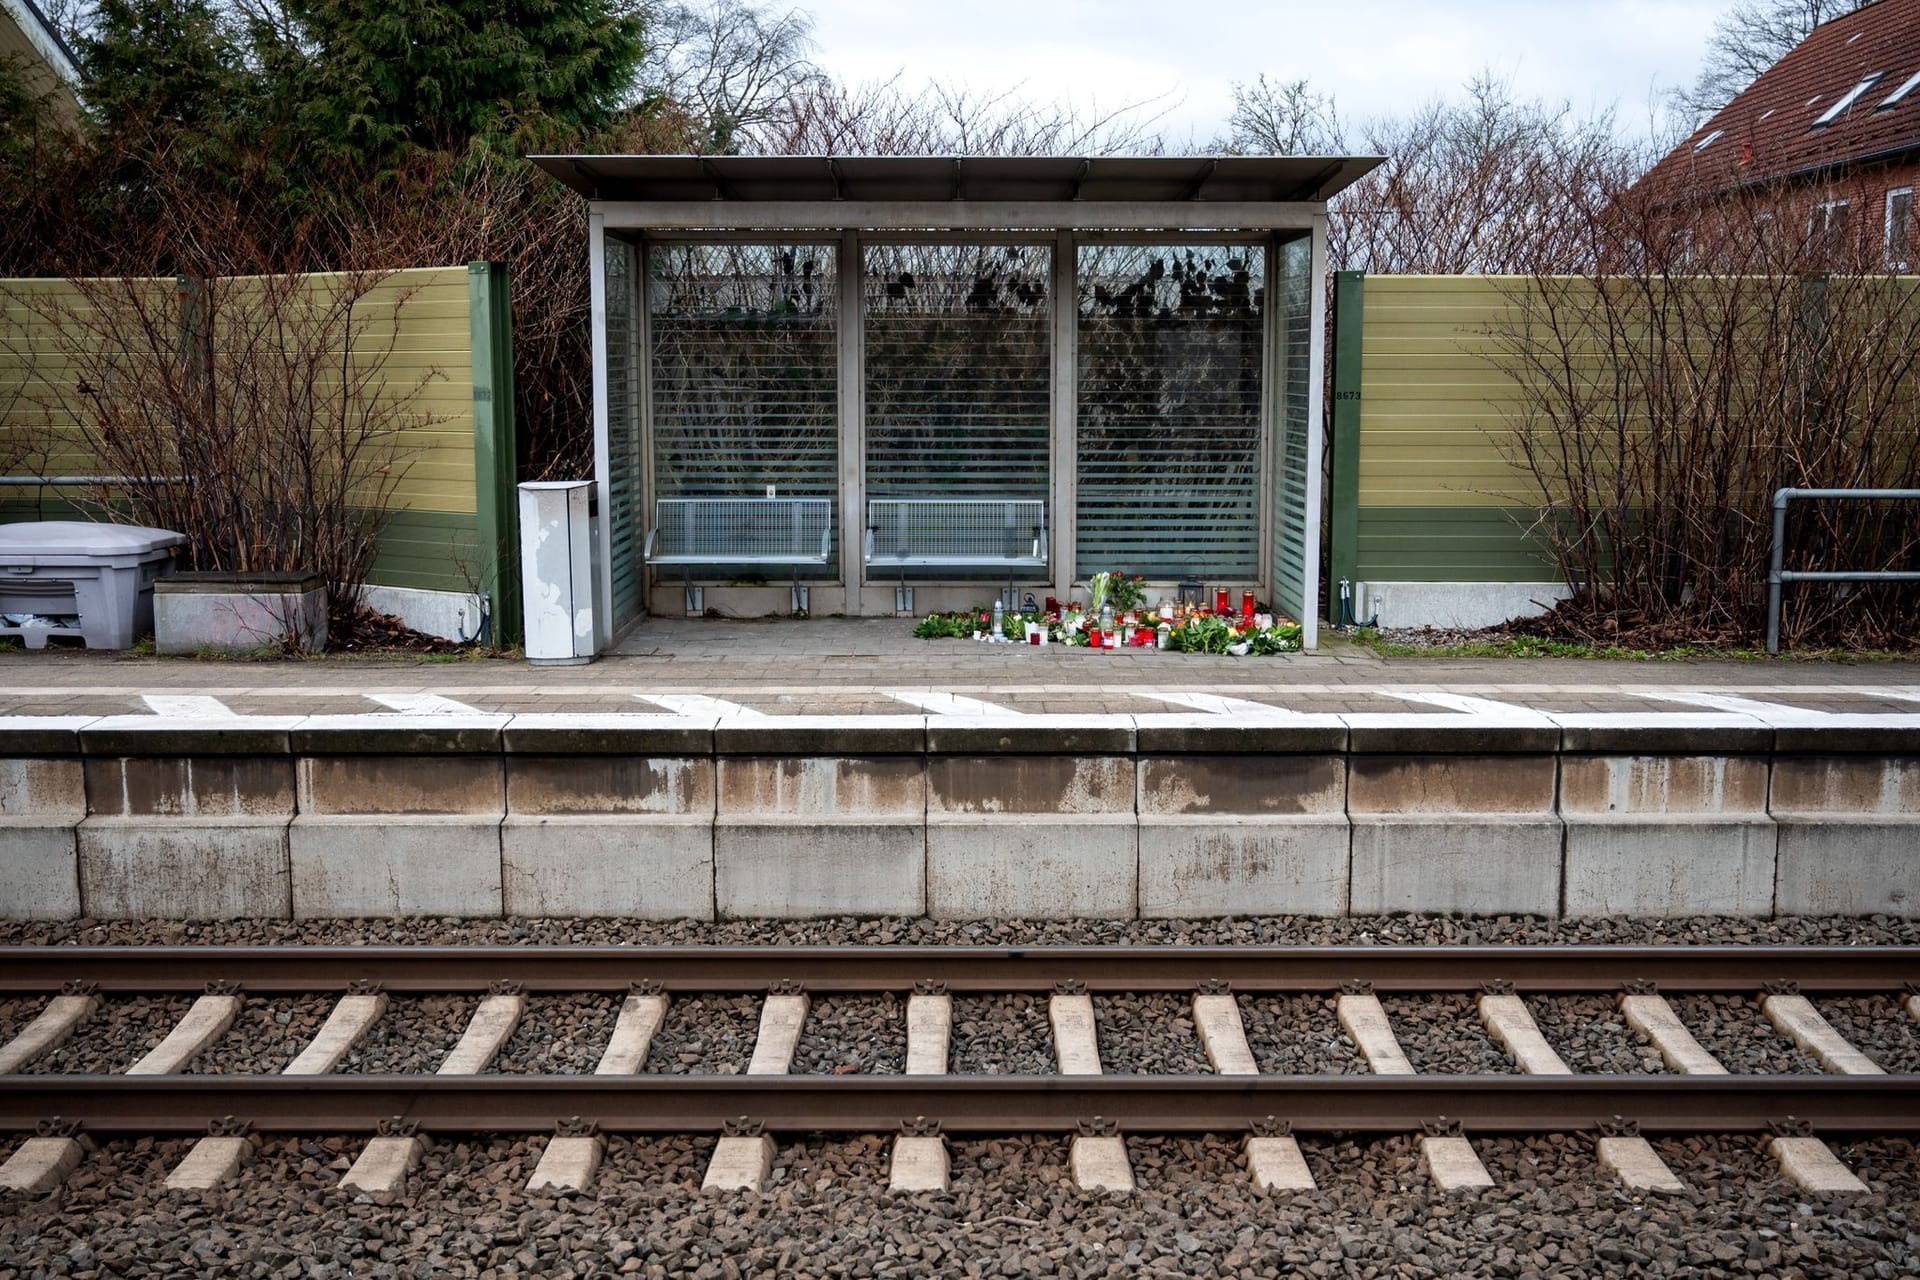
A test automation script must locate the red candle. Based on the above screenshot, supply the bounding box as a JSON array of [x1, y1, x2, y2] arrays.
[[1241, 591, 1255, 624], [1214, 586, 1229, 614]]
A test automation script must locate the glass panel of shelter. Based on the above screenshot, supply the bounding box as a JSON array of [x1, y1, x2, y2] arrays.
[[646, 241, 841, 584], [637, 234, 1279, 596], [862, 242, 1053, 584]]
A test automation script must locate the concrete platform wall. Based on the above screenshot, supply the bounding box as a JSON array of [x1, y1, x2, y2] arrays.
[[1, 715, 1915, 920]]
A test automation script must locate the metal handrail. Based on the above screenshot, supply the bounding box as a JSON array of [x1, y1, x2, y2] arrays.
[[1766, 487, 1920, 653]]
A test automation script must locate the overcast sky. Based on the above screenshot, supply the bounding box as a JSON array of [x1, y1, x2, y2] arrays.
[[797, 0, 1729, 143]]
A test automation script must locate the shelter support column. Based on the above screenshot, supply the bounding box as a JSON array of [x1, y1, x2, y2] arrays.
[[1050, 230, 1077, 600], [838, 230, 865, 613], [1302, 211, 1329, 650], [588, 207, 614, 645]]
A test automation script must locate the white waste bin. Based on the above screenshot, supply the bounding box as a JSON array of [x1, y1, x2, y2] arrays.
[[518, 481, 598, 665], [0, 521, 185, 649]]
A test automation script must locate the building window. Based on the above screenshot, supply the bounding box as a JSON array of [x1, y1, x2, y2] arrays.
[[1888, 187, 1914, 272], [1810, 199, 1851, 255], [1812, 73, 1885, 127]]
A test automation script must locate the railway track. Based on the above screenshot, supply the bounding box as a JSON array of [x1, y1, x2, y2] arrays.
[[2, 945, 1917, 1200]]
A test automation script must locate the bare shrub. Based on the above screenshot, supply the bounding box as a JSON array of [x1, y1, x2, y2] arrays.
[[1490, 188, 1920, 647], [17, 265, 441, 639]]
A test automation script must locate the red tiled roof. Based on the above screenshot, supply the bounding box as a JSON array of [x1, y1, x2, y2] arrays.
[[1641, 0, 1920, 198]]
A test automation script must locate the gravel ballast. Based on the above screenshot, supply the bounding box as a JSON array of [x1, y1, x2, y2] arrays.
[[337, 996, 474, 1075], [1527, 994, 1669, 1074], [10, 912, 1920, 950], [190, 996, 335, 1075], [643, 994, 760, 1074], [7, 1133, 1913, 1279], [1668, 994, 1826, 1074], [1811, 995, 1920, 1074], [1092, 995, 1211, 1074], [791, 995, 906, 1075], [1240, 995, 1367, 1074], [492, 995, 619, 1074], [1382, 994, 1517, 1074], [950, 994, 1055, 1075], [21, 995, 193, 1074]]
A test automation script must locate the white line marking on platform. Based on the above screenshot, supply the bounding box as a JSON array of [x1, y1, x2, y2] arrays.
[[1137, 692, 1299, 717], [886, 691, 1020, 715], [635, 694, 768, 719], [141, 695, 235, 719], [1380, 691, 1553, 722], [1631, 691, 1825, 719], [367, 693, 482, 715]]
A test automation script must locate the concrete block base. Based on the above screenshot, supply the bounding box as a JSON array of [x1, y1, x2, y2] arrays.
[[1595, 1135, 1686, 1194], [1068, 1135, 1134, 1193], [340, 1136, 426, 1199], [928, 819, 1136, 919], [1768, 1136, 1868, 1195], [291, 816, 502, 917], [154, 575, 326, 655], [1349, 818, 1562, 916], [1774, 819, 1920, 917], [79, 818, 290, 918], [1244, 1135, 1316, 1191], [715, 820, 924, 918], [888, 1135, 950, 1193], [703, 1134, 776, 1192], [1564, 819, 1777, 917], [0, 1136, 89, 1194], [1420, 1135, 1494, 1191], [526, 1134, 606, 1193], [166, 1136, 256, 1191], [1138, 818, 1348, 917], [502, 816, 713, 918], [0, 820, 78, 918]]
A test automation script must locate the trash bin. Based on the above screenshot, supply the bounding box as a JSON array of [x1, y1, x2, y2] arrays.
[[0, 521, 185, 649]]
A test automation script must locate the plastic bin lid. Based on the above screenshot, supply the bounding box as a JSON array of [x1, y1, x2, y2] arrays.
[[0, 521, 186, 557]]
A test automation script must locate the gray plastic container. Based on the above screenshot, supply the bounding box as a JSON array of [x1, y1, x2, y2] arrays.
[[0, 521, 185, 649]]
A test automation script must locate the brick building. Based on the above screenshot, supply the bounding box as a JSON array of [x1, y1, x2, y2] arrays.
[[1640, 0, 1919, 269]]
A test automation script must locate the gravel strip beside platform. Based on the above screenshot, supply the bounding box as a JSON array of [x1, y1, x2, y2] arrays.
[[791, 995, 906, 1075], [1668, 994, 1825, 1074], [11, 912, 1920, 950], [1811, 996, 1920, 1074], [190, 996, 335, 1074], [337, 996, 475, 1074], [493, 995, 620, 1074], [1240, 995, 1367, 1074], [950, 994, 1055, 1075], [643, 994, 760, 1074], [1093, 995, 1211, 1074], [1382, 994, 1518, 1074], [1527, 995, 1669, 1074], [21, 995, 193, 1074]]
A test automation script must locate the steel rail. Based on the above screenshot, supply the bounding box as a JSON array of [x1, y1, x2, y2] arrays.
[[3, 1074, 1916, 1136], [2, 945, 1916, 994]]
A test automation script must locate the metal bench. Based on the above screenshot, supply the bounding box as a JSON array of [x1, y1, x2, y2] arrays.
[[644, 497, 832, 614], [864, 498, 1048, 612]]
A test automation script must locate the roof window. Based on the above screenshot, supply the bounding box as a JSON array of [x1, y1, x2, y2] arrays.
[[1813, 73, 1885, 126], [1879, 70, 1920, 111], [1693, 129, 1724, 152]]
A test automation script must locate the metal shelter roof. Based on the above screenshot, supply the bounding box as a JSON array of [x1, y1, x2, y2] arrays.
[[528, 154, 1382, 207]]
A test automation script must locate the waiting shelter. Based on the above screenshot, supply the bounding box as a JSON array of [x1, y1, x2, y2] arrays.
[[530, 154, 1380, 648]]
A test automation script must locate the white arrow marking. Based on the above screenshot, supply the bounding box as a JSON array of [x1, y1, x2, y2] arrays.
[[886, 691, 1020, 716], [635, 694, 769, 719], [140, 695, 235, 719], [367, 693, 482, 715], [1631, 691, 1826, 720], [1134, 691, 1301, 717]]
